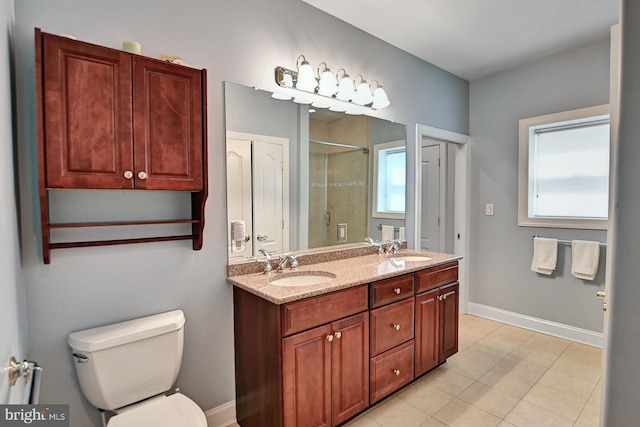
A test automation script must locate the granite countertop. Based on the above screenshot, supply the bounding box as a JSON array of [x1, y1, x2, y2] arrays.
[[227, 249, 461, 304]]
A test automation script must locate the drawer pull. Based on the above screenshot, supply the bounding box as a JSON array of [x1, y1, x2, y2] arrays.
[[394, 288, 401, 295], [393, 369, 401, 376], [326, 334, 334, 342], [334, 331, 342, 339], [392, 324, 401, 331]]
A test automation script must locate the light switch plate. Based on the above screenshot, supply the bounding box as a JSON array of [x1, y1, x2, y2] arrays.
[[337, 223, 348, 242], [485, 203, 494, 216]]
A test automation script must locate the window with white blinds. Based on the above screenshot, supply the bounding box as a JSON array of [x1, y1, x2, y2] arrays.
[[518, 105, 610, 229]]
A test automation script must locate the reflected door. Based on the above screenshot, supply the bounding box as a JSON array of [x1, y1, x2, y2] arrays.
[[253, 139, 287, 255], [421, 144, 441, 251], [226, 138, 253, 258]]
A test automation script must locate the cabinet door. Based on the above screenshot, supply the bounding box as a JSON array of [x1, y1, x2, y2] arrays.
[[133, 57, 203, 190], [283, 324, 332, 427], [415, 289, 439, 377], [42, 34, 133, 189], [439, 282, 459, 362], [331, 313, 369, 426]]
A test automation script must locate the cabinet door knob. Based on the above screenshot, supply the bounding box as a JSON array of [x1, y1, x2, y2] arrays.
[[123, 170, 133, 179], [326, 334, 334, 342], [394, 288, 401, 295], [334, 331, 342, 339], [392, 324, 401, 331], [137, 171, 147, 180], [393, 369, 401, 376]]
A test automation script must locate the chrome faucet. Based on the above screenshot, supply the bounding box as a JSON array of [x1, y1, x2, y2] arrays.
[[385, 240, 401, 255], [258, 249, 273, 274], [277, 254, 299, 272], [364, 237, 385, 254]]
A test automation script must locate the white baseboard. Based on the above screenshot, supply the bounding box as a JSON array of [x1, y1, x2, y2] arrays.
[[467, 302, 603, 348], [205, 400, 236, 427]]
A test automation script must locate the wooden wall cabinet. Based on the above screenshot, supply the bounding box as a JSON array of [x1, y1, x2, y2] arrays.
[[35, 29, 208, 262]]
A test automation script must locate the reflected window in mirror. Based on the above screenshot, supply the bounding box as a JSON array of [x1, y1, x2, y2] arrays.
[[373, 140, 406, 219]]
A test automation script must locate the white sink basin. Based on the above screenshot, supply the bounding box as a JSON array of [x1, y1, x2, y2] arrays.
[[390, 255, 432, 262], [268, 271, 337, 287]]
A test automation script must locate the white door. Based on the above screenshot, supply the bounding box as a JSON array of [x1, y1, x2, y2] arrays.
[[421, 144, 441, 251], [253, 139, 288, 255], [226, 138, 253, 259]]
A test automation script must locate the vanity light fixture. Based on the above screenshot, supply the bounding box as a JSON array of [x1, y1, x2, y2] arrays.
[[371, 80, 391, 109], [352, 74, 374, 106], [295, 55, 318, 93], [272, 55, 391, 112]]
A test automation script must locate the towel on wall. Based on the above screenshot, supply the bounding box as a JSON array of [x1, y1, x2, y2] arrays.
[[571, 240, 600, 280], [531, 237, 558, 275], [381, 225, 394, 240]]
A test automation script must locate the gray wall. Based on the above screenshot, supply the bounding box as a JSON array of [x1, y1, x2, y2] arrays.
[[0, 0, 28, 404], [468, 40, 611, 333], [604, 1, 640, 423], [11, 0, 468, 425]]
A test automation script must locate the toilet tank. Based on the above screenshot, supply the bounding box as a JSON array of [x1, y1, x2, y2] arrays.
[[68, 310, 186, 411]]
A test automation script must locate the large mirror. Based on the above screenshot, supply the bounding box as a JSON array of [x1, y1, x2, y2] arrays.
[[224, 82, 407, 262]]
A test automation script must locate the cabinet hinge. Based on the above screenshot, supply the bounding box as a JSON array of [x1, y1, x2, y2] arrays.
[[281, 162, 284, 171], [282, 220, 285, 229]]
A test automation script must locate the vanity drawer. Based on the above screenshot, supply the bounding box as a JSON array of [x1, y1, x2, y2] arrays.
[[370, 340, 414, 404], [370, 298, 414, 356], [369, 274, 414, 309], [281, 285, 368, 336], [415, 262, 458, 293]]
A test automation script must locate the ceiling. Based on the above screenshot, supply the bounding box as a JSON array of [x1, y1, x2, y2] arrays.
[[301, 0, 619, 81]]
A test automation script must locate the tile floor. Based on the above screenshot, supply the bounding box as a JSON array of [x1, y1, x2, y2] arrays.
[[231, 314, 602, 427]]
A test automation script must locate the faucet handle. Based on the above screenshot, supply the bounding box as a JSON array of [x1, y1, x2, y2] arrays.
[[288, 254, 299, 269]]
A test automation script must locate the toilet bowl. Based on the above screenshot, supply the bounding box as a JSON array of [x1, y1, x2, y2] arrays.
[[68, 310, 207, 427]]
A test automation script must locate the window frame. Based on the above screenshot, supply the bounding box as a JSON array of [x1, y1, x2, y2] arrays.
[[372, 139, 406, 220], [518, 104, 610, 230]]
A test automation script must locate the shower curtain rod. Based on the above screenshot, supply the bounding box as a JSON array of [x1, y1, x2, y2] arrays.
[[309, 139, 369, 153]]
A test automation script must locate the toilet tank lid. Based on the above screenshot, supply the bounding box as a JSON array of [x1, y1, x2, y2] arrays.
[[68, 310, 185, 352]]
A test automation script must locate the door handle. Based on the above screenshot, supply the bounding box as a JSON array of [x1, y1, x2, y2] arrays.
[[596, 290, 606, 300], [257, 234, 268, 242]]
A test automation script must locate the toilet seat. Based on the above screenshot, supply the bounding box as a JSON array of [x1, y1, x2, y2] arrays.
[[107, 393, 207, 427]]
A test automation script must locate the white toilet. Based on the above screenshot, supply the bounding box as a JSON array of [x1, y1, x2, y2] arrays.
[[68, 310, 207, 427]]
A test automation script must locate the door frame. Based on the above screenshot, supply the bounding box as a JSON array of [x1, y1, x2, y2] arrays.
[[413, 124, 470, 312]]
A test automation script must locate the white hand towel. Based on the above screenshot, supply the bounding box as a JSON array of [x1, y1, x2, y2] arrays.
[[398, 227, 406, 240], [531, 237, 558, 275], [571, 240, 600, 280], [381, 225, 394, 240]]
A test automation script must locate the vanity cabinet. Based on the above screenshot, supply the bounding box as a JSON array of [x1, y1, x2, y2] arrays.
[[234, 285, 369, 427], [35, 29, 208, 262], [414, 262, 460, 377], [233, 260, 459, 427], [368, 274, 415, 403]]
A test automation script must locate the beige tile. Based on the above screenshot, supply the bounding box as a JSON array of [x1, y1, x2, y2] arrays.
[[508, 342, 559, 368], [478, 368, 538, 399], [458, 329, 485, 350], [397, 381, 456, 415], [458, 382, 519, 418], [521, 333, 570, 357], [576, 399, 601, 427], [497, 422, 517, 427], [365, 397, 430, 427], [443, 344, 505, 380], [459, 314, 475, 325], [463, 317, 503, 337], [343, 414, 382, 427], [433, 398, 501, 427], [504, 400, 574, 427], [475, 335, 522, 357], [488, 324, 535, 343], [419, 367, 475, 396], [536, 368, 597, 400], [560, 342, 602, 368], [549, 356, 601, 384], [522, 383, 587, 421], [419, 417, 448, 427]]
